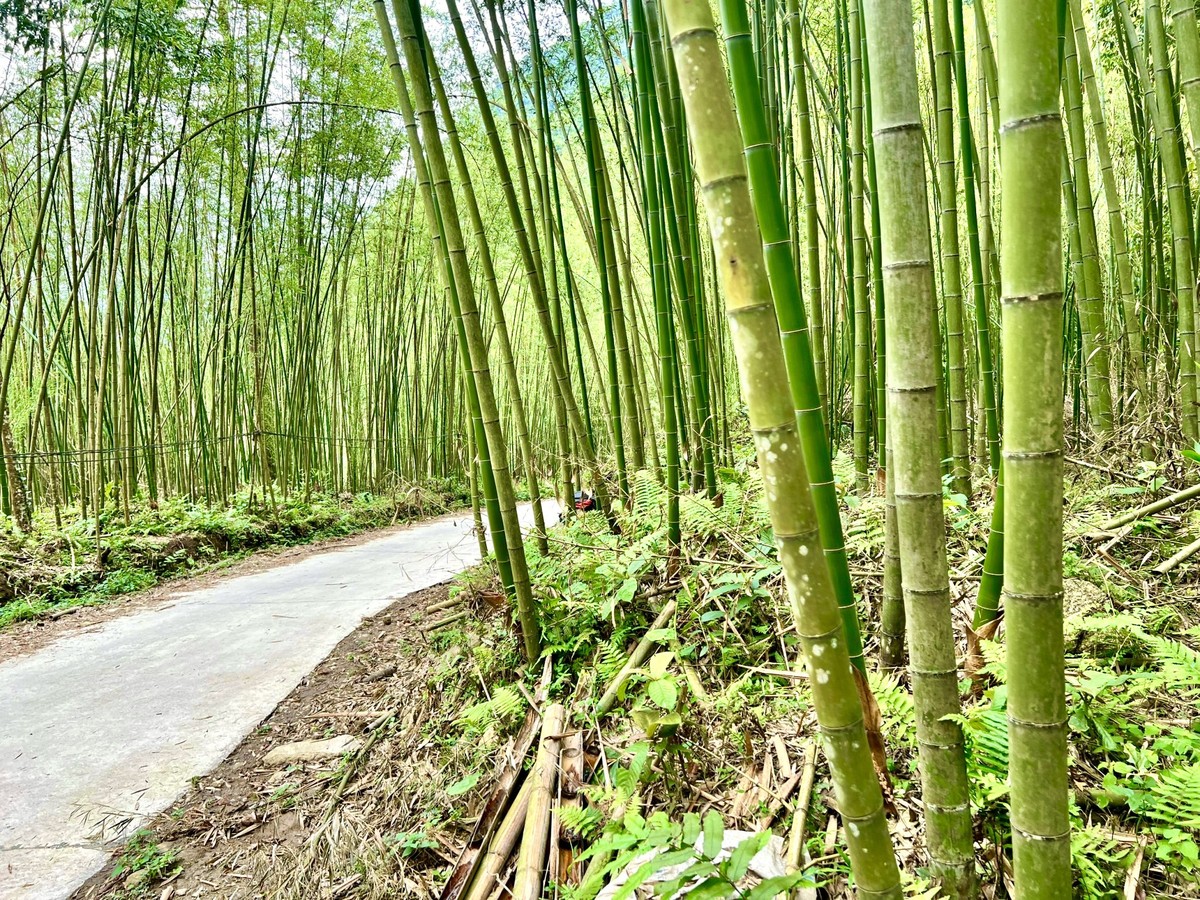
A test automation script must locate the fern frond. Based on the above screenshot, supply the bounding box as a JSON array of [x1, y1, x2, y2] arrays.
[[457, 685, 525, 730], [597, 640, 628, 682], [964, 707, 1009, 778], [1144, 764, 1200, 830], [557, 804, 604, 840]]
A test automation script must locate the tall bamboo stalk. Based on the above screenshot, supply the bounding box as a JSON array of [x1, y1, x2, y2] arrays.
[[665, 0, 902, 891], [863, 3, 975, 892], [998, 0, 1072, 892], [723, 0, 866, 673]]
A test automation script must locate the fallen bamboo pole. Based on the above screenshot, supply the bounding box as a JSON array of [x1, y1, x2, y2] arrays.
[[463, 778, 534, 900], [1153, 535, 1200, 574], [427, 594, 467, 614], [513, 702, 566, 900], [445, 659, 552, 900], [1101, 482, 1200, 531], [424, 610, 470, 632], [595, 601, 677, 716]]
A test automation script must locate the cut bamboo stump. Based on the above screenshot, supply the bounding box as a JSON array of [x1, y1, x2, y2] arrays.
[[551, 729, 586, 885], [512, 702, 566, 900]]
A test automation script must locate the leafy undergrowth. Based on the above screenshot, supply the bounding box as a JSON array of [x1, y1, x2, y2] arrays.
[[0, 479, 468, 629], [217, 446, 1197, 899]]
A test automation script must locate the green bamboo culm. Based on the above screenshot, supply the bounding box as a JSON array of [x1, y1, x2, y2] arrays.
[[385, 0, 541, 663], [930, 0, 971, 498], [880, 443, 906, 668], [567, 0, 629, 500], [1146, 0, 1198, 440], [849, 0, 871, 495], [951, 0, 1000, 472], [861, 0, 976, 893], [442, 0, 614, 526], [629, 0, 681, 551], [720, 0, 866, 674], [663, 0, 902, 892], [371, 0, 516, 600], [786, 0, 829, 426], [1168, 0, 1200, 437], [998, 0, 1073, 892], [1062, 13, 1114, 434], [973, 465, 1005, 627], [1067, 0, 1145, 409], [421, 31, 550, 555]]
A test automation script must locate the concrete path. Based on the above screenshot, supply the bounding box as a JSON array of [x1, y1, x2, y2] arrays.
[[0, 503, 552, 900]]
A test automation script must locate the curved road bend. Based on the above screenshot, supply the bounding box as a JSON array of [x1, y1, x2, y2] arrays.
[[0, 502, 552, 900]]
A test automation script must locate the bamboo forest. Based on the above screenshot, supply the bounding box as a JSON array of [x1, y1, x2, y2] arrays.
[[2, 0, 1200, 896]]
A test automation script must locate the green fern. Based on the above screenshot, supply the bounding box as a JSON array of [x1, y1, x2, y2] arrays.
[[630, 470, 665, 524], [557, 803, 604, 840], [1143, 764, 1200, 831], [457, 685, 525, 732], [868, 671, 916, 749], [1071, 825, 1132, 900], [1145, 633, 1200, 696], [962, 706, 1009, 786], [596, 639, 628, 683]]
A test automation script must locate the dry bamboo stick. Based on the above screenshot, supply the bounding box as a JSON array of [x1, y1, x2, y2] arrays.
[[1098, 523, 1136, 554], [463, 778, 534, 900], [759, 772, 803, 830], [595, 601, 677, 715], [443, 660, 551, 900], [771, 735, 794, 780], [1153, 535, 1200, 574], [512, 702, 566, 900], [1066, 456, 1148, 483], [786, 738, 817, 871]]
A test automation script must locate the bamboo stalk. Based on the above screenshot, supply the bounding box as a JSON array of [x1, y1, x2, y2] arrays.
[[512, 702, 565, 900], [595, 601, 677, 716], [1153, 535, 1200, 574], [1101, 482, 1200, 530], [463, 778, 535, 900]]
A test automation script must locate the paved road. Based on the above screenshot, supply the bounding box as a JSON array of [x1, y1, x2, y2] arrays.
[[0, 503, 551, 899]]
